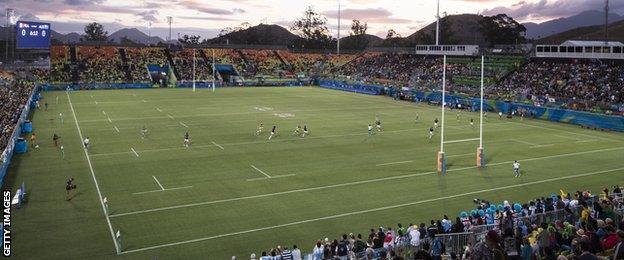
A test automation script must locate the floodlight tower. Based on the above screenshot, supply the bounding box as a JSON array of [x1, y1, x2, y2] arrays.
[[337, 0, 341, 56], [5, 8, 15, 62], [166, 16, 172, 41], [435, 0, 440, 45]]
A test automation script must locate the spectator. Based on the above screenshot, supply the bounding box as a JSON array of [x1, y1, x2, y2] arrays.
[[469, 230, 504, 260], [290, 245, 301, 260]]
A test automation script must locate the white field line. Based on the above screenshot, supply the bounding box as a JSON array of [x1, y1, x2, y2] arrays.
[[447, 152, 474, 158], [179, 122, 188, 128], [102, 111, 107, 116], [512, 139, 540, 147], [376, 160, 414, 167], [142, 99, 147, 103], [250, 165, 271, 178], [554, 134, 581, 141], [132, 186, 193, 195], [530, 144, 555, 149], [107, 117, 112, 123], [108, 146, 624, 218], [576, 139, 598, 143], [95, 100, 99, 105], [156, 108, 163, 113], [211, 141, 224, 150], [167, 114, 175, 120], [130, 148, 139, 157], [66, 92, 120, 254], [246, 174, 296, 182], [444, 138, 480, 144], [152, 176, 165, 190], [114, 126, 120, 133], [89, 128, 422, 157], [119, 166, 624, 255]]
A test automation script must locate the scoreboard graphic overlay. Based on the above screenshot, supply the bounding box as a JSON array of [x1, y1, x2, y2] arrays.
[[15, 21, 51, 49]]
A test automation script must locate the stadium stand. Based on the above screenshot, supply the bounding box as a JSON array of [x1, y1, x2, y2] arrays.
[[123, 47, 168, 82], [169, 48, 214, 82], [249, 186, 623, 260], [239, 49, 286, 77], [0, 75, 35, 154], [76, 46, 125, 83]]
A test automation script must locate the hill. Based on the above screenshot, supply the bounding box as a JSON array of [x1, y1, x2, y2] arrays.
[[380, 14, 487, 47], [107, 28, 164, 45], [523, 10, 624, 39], [205, 24, 300, 45], [339, 34, 384, 49], [537, 19, 624, 44]]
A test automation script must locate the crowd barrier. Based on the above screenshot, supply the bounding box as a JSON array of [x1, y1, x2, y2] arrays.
[[0, 86, 37, 188], [318, 80, 383, 95], [320, 81, 623, 132]]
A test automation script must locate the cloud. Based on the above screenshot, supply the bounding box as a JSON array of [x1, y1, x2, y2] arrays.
[[482, 0, 624, 21], [63, 0, 104, 5], [323, 7, 412, 24], [136, 10, 159, 23], [179, 0, 244, 15]]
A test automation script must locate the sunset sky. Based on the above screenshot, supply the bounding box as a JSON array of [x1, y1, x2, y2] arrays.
[[1, 0, 623, 39]]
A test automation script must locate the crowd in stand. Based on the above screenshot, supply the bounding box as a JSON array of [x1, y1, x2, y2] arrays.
[[124, 47, 168, 82], [77, 46, 126, 83], [209, 48, 248, 77], [493, 60, 624, 112], [242, 186, 624, 260], [170, 49, 214, 82], [241, 49, 285, 77], [0, 74, 34, 157]]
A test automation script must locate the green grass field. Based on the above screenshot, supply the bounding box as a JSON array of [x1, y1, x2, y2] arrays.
[[5, 86, 624, 259]]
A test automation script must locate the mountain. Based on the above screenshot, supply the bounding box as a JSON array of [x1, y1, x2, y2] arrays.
[[537, 19, 624, 44], [205, 24, 300, 45], [380, 14, 488, 47], [106, 28, 164, 44], [523, 10, 624, 39], [339, 34, 384, 49]]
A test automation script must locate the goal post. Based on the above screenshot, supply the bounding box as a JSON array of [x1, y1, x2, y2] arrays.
[[476, 55, 486, 168], [437, 55, 447, 175]]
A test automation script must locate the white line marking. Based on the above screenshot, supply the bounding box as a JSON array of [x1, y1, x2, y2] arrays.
[[107, 117, 112, 123], [508, 121, 620, 142], [95, 100, 99, 105], [132, 186, 193, 195], [447, 152, 474, 158], [142, 99, 147, 103], [66, 92, 120, 254], [179, 122, 188, 128], [376, 160, 414, 167], [102, 111, 107, 115], [246, 174, 296, 181], [167, 114, 175, 119], [512, 139, 540, 146], [114, 126, 120, 133], [443, 138, 480, 144], [119, 166, 624, 254], [251, 165, 271, 178], [576, 139, 598, 143], [131, 148, 139, 157], [156, 108, 163, 112], [152, 176, 165, 190], [554, 134, 581, 141], [530, 144, 555, 148], [211, 141, 224, 150], [108, 146, 624, 218]]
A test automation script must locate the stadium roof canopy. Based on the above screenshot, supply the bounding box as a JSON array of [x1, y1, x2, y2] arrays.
[[560, 40, 624, 47]]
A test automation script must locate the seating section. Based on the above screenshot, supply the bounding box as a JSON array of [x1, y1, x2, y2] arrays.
[[207, 48, 247, 76], [240, 49, 284, 77], [77, 46, 125, 83], [48, 45, 71, 82], [124, 47, 168, 82], [170, 49, 214, 81], [0, 77, 35, 154]]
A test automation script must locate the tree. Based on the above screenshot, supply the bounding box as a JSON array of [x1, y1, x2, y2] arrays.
[[178, 34, 201, 45], [386, 29, 401, 39], [438, 15, 457, 44], [83, 22, 108, 42], [479, 14, 526, 46], [290, 6, 335, 49], [350, 19, 367, 36]]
